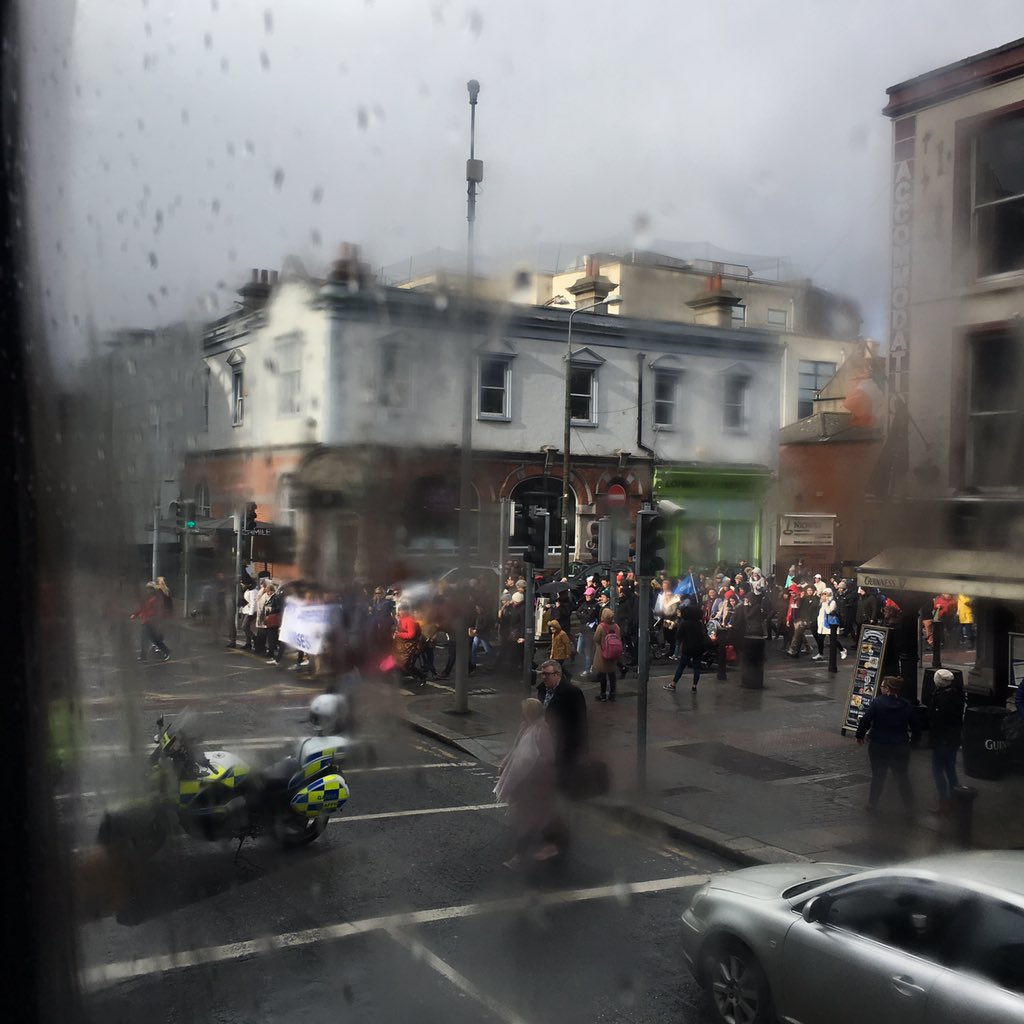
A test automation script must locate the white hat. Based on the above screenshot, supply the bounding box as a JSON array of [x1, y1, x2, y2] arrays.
[[511, 592, 525, 604]]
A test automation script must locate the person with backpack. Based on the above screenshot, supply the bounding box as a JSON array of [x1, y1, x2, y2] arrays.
[[592, 607, 623, 702]]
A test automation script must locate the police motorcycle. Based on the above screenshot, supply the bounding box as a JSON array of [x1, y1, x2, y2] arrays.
[[98, 709, 350, 859]]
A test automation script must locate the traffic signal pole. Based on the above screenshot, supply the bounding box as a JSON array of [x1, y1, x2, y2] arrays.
[[522, 570, 536, 693], [151, 503, 159, 581], [636, 574, 651, 792]]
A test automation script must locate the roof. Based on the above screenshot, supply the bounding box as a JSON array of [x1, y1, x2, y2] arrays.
[[778, 411, 883, 445], [858, 546, 1024, 601], [884, 36, 1024, 118]]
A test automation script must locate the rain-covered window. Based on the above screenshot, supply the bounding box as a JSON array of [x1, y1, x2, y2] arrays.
[[798, 359, 836, 418], [478, 355, 511, 419], [653, 370, 677, 428], [973, 112, 1024, 277]]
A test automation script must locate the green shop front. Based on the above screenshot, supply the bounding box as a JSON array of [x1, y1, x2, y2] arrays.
[[654, 466, 769, 574]]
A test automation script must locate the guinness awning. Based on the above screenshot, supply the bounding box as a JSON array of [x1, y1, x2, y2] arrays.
[[858, 547, 1024, 602]]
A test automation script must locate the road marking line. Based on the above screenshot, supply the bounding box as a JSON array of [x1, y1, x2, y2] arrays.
[[387, 928, 529, 1024], [330, 802, 505, 825], [79, 871, 710, 991], [57, 762, 481, 801]]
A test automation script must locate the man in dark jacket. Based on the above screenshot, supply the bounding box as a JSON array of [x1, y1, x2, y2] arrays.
[[855, 586, 880, 631], [927, 668, 965, 814], [856, 675, 919, 818], [537, 659, 588, 781], [786, 585, 818, 658]]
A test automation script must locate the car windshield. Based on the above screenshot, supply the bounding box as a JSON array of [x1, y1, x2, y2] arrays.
[[783, 874, 857, 901]]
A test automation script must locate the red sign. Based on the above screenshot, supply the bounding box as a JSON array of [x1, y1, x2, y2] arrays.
[[606, 484, 627, 508]]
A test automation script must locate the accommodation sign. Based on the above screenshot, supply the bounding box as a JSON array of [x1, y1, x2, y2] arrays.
[[889, 116, 915, 399]]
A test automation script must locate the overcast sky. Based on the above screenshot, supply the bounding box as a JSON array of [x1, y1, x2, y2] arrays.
[[24, 0, 1024, 348]]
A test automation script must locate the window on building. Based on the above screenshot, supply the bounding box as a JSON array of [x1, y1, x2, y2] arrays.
[[967, 330, 1024, 489], [276, 336, 302, 416], [767, 307, 788, 329], [277, 474, 297, 529], [378, 339, 411, 409], [723, 376, 749, 431], [653, 371, 678, 428], [569, 366, 597, 424], [194, 479, 210, 518], [797, 359, 836, 419], [202, 367, 210, 431], [731, 304, 746, 326], [232, 366, 244, 425], [971, 113, 1024, 278], [478, 356, 511, 419]]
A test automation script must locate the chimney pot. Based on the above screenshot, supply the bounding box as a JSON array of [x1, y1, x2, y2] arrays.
[[251, 268, 258, 282]]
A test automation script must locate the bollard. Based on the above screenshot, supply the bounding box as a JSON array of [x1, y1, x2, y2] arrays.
[[828, 624, 838, 674], [740, 635, 766, 689], [716, 631, 728, 680], [951, 785, 977, 848]]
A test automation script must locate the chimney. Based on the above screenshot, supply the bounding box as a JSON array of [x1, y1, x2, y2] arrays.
[[566, 255, 615, 310], [238, 267, 275, 312], [686, 266, 741, 329], [329, 242, 373, 290]]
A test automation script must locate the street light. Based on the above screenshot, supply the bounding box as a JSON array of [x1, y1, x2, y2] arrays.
[[561, 294, 622, 576]]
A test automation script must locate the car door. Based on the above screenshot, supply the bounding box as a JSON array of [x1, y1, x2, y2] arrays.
[[778, 877, 963, 1024], [926, 893, 1024, 1023]]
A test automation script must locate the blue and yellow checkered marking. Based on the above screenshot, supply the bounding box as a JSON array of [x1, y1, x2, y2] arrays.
[[290, 773, 349, 819], [288, 749, 339, 790], [177, 762, 250, 806]]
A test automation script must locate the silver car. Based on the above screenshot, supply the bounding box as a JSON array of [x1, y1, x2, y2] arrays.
[[681, 851, 1024, 1024]]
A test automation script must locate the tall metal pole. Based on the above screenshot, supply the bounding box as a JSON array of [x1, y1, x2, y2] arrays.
[[454, 79, 482, 715], [522, 569, 536, 693], [151, 503, 159, 581], [636, 575, 651, 791]]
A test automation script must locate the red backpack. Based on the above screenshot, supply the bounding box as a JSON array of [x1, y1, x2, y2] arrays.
[[600, 623, 623, 661]]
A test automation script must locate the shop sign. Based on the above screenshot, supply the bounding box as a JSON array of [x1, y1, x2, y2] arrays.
[[779, 514, 835, 547]]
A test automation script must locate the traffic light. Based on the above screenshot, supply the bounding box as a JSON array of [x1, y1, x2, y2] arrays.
[[636, 510, 666, 577], [523, 507, 548, 565], [244, 502, 258, 531], [183, 500, 197, 530], [171, 500, 184, 531]]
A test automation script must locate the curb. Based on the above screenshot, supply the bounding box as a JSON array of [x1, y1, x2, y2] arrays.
[[400, 710, 805, 868]]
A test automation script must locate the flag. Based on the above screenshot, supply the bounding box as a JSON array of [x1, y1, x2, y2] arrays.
[[675, 574, 697, 598]]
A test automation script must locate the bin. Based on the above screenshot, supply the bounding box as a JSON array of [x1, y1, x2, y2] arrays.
[[962, 706, 1011, 780], [920, 666, 964, 712], [740, 635, 766, 690]]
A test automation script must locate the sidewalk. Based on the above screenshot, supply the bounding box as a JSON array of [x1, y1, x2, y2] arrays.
[[400, 644, 1024, 868]]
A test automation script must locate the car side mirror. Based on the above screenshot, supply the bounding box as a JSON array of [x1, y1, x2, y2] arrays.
[[802, 896, 826, 924]]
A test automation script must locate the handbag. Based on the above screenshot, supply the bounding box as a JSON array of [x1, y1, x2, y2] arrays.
[[566, 759, 610, 801], [825, 612, 840, 628], [264, 612, 282, 629]]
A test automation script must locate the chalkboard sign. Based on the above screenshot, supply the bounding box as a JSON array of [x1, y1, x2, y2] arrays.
[[840, 624, 891, 736]]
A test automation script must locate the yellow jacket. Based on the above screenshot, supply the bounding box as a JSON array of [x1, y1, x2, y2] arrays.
[[957, 594, 973, 625], [549, 623, 573, 661]]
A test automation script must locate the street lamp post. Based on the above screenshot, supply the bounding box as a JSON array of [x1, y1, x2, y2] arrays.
[[560, 296, 621, 577], [454, 79, 483, 715]]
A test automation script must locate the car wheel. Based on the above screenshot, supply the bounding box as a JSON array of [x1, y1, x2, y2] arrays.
[[704, 939, 774, 1024]]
